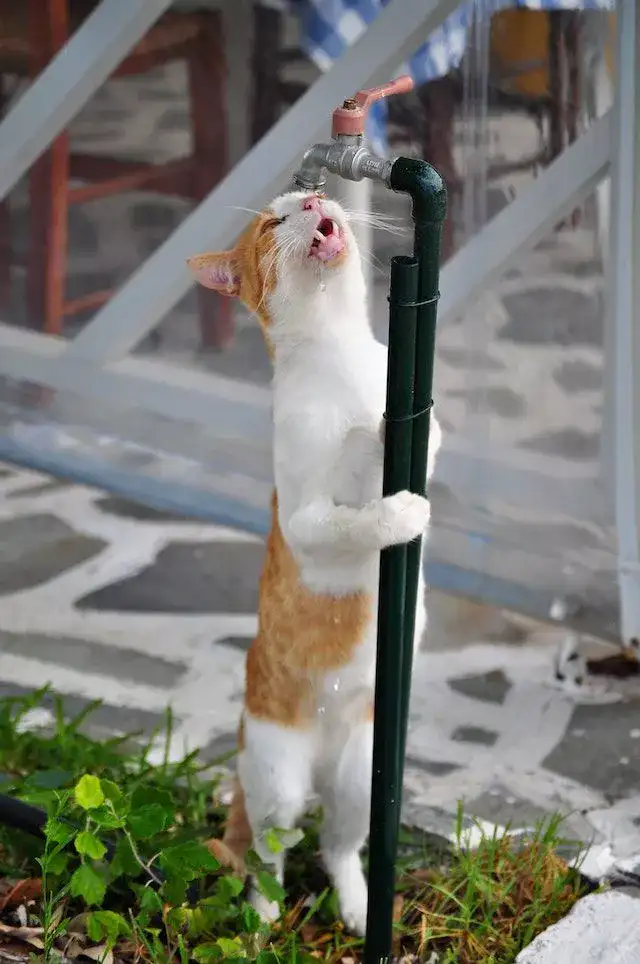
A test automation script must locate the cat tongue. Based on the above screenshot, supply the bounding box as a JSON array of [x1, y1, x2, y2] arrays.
[[314, 233, 344, 261]]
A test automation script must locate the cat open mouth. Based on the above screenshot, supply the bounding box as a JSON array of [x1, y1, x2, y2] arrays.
[[309, 217, 345, 261]]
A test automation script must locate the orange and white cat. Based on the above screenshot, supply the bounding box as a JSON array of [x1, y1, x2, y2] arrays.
[[187, 192, 441, 935]]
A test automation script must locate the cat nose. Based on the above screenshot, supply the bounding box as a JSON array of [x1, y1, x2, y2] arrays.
[[302, 196, 322, 212]]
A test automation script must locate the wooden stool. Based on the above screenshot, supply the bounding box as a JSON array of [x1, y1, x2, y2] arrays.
[[0, 0, 233, 349]]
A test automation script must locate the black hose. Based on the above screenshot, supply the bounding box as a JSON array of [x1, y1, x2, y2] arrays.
[[0, 793, 47, 839]]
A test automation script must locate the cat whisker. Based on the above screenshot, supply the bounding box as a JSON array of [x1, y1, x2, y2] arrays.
[[340, 207, 404, 224], [359, 250, 388, 277], [230, 205, 264, 216], [257, 236, 297, 309], [346, 215, 408, 237]]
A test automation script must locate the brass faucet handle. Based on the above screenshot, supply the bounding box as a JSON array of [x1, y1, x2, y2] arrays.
[[331, 75, 414, 138]]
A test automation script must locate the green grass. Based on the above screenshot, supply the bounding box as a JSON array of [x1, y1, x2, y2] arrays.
[[0, 687, 590, 963]]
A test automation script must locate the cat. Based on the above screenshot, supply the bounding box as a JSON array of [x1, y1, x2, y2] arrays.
[[187, 191, 441, 936]]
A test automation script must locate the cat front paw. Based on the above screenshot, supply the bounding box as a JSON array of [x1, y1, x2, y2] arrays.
[[377, 490, 430, 547]]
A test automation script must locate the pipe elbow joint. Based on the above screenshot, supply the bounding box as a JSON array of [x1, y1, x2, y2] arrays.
[[389, 157, 447, 224], [292, 144, 332, 192]]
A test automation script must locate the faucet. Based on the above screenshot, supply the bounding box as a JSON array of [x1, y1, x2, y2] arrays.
[[292, 76, 415, 192]]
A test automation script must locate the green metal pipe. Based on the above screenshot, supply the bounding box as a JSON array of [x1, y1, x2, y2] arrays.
[[364, 255, 419, 964], [364, 160, 446, 964], [388, 158, 447, 772]]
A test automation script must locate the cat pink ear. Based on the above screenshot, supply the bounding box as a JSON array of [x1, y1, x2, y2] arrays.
[[186, 252, 241, 297]]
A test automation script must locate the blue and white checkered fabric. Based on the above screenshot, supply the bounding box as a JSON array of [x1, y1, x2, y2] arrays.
[[289, 0, 614, 154]]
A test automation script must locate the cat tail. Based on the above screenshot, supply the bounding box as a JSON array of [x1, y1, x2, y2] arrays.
[[206, 776, 252, 877]]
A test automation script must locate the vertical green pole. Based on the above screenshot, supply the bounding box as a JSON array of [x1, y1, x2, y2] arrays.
[[364, 255, 419, 964], [364, 160, 446, 964], [389, 159, 447, 773]]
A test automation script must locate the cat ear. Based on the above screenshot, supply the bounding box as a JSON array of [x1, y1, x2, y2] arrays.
[[186, 251, 241, 297]]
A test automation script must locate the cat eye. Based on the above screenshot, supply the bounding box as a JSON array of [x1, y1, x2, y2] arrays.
[[262, 214, 288, 233]]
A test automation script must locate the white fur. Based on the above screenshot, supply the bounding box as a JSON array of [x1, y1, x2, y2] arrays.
[[242, 192, 442, 934]]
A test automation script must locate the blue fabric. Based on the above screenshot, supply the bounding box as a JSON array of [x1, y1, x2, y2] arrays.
[[290, 0, 614, 153]]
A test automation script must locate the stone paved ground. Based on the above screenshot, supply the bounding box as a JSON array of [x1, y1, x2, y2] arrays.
[[0, 461, 639, 883]]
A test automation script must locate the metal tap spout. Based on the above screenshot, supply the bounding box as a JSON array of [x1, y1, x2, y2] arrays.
[[293, 143, 333, 192], [292, 138, 394, 192], [291, 76, 415, 193]]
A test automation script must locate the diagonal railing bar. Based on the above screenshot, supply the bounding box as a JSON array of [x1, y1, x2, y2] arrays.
[[0, 0, 172, 203], [66, 0, 462, 365], [0, 108, 611, 422]]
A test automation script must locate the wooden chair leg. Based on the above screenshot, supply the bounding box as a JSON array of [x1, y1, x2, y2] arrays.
[[188, 12, 234, 352], [251, 4, 285, 144], [547, 12, 564, 163], [27, 0, 69, 335], [27, 134, 69, 334], [0, 76, 11, 312], [419, 77, 457, 262], [563, 11, 582, 228]]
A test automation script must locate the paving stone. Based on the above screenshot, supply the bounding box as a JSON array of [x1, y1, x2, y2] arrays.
[[0, 515, 107, 594], [91, 107, 133, 124], [451, 725, 498, 746], [0, 681, 165, 737], [201, 731, 239, 763], [465, 788, 552, 828], [95, 496, 193, 523], [515, 890, 640, 963], [436, 346, 506, 371], [73, 127, 128, 145], [157, 107, 189, 133], [76, 541, 264, 614], [130, 202, 183, 234], [68, 207, 100, 254], [553, 359, 603, 394], [519, 428, 600, 461], [543, 701, 640, 797], [448, 669, 512, 704], [445, 386, 526, 418], [137, 86, 185, 103], [217, 636, 253, 653], [499, 288, 602, 346], [6, 480, 74, 499], [0, 631, 186, 688], [405, 756, 460, 776], [555, 257, 603, 279]]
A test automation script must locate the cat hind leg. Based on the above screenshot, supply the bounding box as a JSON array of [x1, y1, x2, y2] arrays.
[[318, 717, 373, 936], [239, 715, 315, 923]]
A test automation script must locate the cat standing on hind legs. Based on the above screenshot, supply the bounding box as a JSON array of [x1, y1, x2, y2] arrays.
[[188, 191, 441, 935]]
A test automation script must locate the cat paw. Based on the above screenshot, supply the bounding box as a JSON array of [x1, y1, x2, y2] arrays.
[[339, 883, 368, 936], [249, 885, 280, 926], [378, 490, 430, 547]]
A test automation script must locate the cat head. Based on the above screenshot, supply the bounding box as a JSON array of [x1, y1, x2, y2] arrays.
[[187, 192, 362, 347]]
